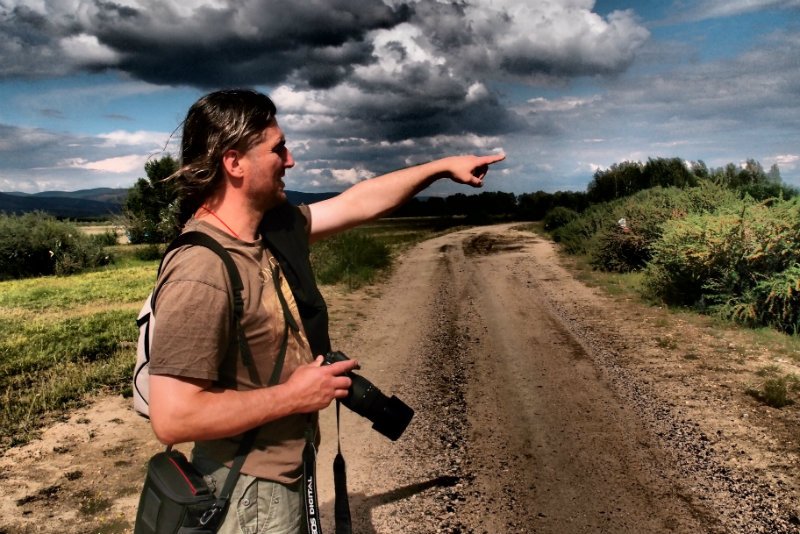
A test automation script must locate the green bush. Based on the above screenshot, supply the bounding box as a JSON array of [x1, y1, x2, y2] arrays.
[[311, 230, 391, 288], [644, 198, 800, 330], [592, 227, 650, 272], [89, 229, 120, 247], [543, 206, 579, 231], [552, 202, 614, 254], [0, 213, 113, 280], [588, 182, 738, 272], [723, 264, 800, 334]]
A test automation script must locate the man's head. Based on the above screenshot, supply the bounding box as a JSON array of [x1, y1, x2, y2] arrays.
[[173, 89, 279, 220]]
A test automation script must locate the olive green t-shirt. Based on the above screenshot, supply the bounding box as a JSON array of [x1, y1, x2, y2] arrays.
[[148, 216, 316, 484]]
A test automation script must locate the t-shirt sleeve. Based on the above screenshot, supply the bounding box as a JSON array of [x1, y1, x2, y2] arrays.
[[148, 247, 231, 382]]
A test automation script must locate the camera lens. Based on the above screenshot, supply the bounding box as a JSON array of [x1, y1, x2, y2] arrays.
[[324, 351, 414, 440]]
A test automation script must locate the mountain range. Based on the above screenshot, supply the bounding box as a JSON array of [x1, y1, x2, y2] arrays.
[[0, 188, 337, 219]]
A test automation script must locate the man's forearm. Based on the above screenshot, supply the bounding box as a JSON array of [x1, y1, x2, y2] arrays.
[[332, 159, 448, 221], [308, 154, 503, 242], [149, 379, 300, 444], [149, 357, 356, 445]]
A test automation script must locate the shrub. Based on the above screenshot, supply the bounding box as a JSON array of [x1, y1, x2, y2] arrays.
[[552, 202, 615, 254], [746, 369, 799, 408], [89, 229, 120, 247], [724, 264, 800, 334], [593, 184, 742, 272], [592, 227, 650, 272], [644, 198, 800, 330], [311, 230, 391, 288], [0, 213, 113, 280], [543, 206, 579, 231]]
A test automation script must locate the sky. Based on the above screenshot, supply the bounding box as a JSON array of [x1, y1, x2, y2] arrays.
[[0, 0, 798, 197]]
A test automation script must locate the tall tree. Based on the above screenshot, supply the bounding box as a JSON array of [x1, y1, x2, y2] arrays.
[[123, 155, 180, 244]]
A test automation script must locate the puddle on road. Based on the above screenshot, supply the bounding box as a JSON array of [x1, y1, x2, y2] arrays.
[[462, 234, 524, 256]]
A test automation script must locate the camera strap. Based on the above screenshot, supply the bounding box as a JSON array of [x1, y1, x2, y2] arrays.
[[302, 422, 322, 534], [301, 403, 353, 534], [333, 401, 353, 534], [270, 257, 352, 533]]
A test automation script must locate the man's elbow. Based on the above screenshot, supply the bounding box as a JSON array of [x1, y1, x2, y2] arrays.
[[149, 407, 184, 445], [148, 374, 209, 445]]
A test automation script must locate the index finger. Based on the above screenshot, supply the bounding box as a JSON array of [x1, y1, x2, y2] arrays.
[[326, 359, 360, 375], [480, 153, 506, 166]]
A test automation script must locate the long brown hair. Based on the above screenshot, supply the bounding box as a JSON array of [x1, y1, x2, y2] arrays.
[[171, 89, 277, 223]]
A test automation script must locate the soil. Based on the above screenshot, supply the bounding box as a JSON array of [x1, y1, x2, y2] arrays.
[[1, 223, 799, 533]]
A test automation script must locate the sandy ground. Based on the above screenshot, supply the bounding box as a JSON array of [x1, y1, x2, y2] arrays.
[[1, 223, 799, 533]]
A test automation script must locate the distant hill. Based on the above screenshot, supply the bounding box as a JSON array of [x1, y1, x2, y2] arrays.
[[0, 188, 338, 219], [0, 189, 125, 219]]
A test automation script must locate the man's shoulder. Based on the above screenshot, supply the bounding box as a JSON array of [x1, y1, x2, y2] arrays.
[[158, 234, 232, 292]]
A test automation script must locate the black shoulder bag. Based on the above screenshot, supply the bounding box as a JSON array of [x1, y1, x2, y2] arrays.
[[134, 232, 294, 534]]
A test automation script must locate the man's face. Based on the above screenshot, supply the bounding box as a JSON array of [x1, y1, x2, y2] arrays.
[[239, 121, 295, 211]]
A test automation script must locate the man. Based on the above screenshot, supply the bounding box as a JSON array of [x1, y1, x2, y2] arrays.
[[148, 89, 504, 533]]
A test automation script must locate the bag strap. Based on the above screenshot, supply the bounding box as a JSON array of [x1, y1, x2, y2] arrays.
[[157, 231, 254, 367], [153, 231, 264, 528], [205, 253, 303, 527]]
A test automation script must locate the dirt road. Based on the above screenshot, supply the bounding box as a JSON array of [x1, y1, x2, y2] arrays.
[[2, 224, 799, 533]]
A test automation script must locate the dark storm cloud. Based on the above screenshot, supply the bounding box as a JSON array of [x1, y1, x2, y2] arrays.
[[0, 1, 650, 145], [0, 0, 410, 86], [0, 0, 655, 192]]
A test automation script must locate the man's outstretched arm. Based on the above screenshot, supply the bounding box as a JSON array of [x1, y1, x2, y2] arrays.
[[307, 153, 505, 243]]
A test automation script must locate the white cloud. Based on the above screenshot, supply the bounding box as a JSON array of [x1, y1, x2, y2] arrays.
[[330, 167, 376, 185], [526, 96, 601, 113], [59, 34, 119, 65], [678, 0, 800, 21], [97, 130, 169, 148], [466, 82, 489, 103], [63, 154, 148, 173], [765, 154, 800, 173]]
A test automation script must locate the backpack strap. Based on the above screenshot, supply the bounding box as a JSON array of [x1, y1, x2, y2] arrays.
[[155, 231, 254, 367], [260, 202, 331, 356], [152, 231, 263, 528]]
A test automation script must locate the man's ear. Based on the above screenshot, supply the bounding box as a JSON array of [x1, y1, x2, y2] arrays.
[[221, 149, 244, 179]]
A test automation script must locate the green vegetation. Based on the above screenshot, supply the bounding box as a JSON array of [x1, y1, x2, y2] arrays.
[[0, 216, 459, 449], [544, 164, 800, 336], [747, 366, 799, 408], [122, 155, 181, 244], [311, 217, 464, 289], [312, 230, 391, 288], [542, 206, 579, 231], [644, 197, 800, 334], [0, 265, 150, 449], [0, 212, 113, 280]]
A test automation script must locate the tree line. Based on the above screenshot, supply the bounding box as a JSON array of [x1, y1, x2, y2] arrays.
[[114, 154, 800, 245]]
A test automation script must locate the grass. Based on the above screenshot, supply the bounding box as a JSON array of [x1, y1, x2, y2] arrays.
[[746, 369, 800, 408], [525, 224, 800, 358], [0, 216, 464, 451], [553, 249, 646, 298], [310, 216, 465, 289], [0, 253, 156, 450]]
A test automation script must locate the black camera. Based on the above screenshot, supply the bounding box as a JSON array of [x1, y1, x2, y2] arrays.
[[323, 351, 414, 441]]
